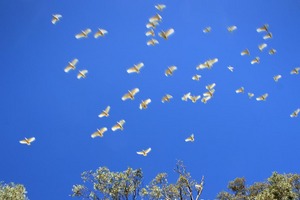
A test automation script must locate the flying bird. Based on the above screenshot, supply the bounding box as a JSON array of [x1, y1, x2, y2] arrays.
[[273, 75, 282, 82], [139, 98, 151, 110], [235, 87, 244, 93], [98, 106, 110, 118], [182, 92, 191, 101], [94, 28, 108, 38], [91, 127, 107, 138], [203, 27, 211, 33], [189, 95, 201, 103], [146, 21, 159, 29], [192, 74, 201, 81], [290, 109, 300, 118], [127, 62, 144, 74], [256, 93, 268, 101], [201, 96, 211, 104], [263, 32, 272, 40], [19, 137, 35, 145], [203, 89, 215, 98], [51, 14, 62, 24], [251, 57, 260, 64], [122, 88, 140, 100], [112, 120, 125, 131], [227, 25, 237, 32], [145, 29, 155, 36], [197, 58, 218, 70], [248, 93, 254, 99], [137, 148, 151, 156], [257, 24, 269, 32], [75, 29, 92, 39], [290, 67, 300, 74], [149, 14, 162, 22], [165, 66, 177, 76], [258, 43, 267, 51], [147, 39, 159, 46], [269, 49, 276, 55], [77, 70, 88, 79], [64, 58, 78, 73], [206, 83, 216, 90], [161, 94, 173, 103], [155, 4, 166, 11], [241, 49, 250, 56], [228, 66, 234, 72], [159, 28, 175, 39], [185, 134, 195, 142]]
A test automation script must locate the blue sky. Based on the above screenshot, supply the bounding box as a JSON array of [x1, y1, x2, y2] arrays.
[[1, 0, 300, 199]]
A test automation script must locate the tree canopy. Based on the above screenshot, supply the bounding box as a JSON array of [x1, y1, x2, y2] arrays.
[[0, 182, 28, 200], [217, 172, 300, 200], [71, 160, 204, 200]]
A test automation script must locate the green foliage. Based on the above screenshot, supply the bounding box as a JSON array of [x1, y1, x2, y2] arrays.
[[217, 172, 300, 200], [71, 161, 204, 200], [0, 182, 28, 200]]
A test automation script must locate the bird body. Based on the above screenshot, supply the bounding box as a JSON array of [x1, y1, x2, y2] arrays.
[[159, 28, 175, 40], [145, 29, 155, 36], [98, 106, 110, 118], [64, 59, 78, 73], [290, 109, 300, 118], [91, 127, 107, 138], [258, 43, 267, 51], [269, 49, 276, 55], [77, 70, 88, 79], [19, 137, 35, 145], [112, 120, 125, 131], [185, 134, 194, 142], [165, 66, 177, 76], [94, 28, 108, 38], [127, 63, 144, 74], [206, 83, 216, 90], [203, 27, 211, 33], [149, 14, 162, 22], [75, 29, 92, 39], [257, 24, 269, 32], [228, 66, 234, 72], [192, 74, 201, 81], [256, 93, 268, 101], [273, 75, 282, 82], [189, 95, 201, 103], [227, 25, 237, 32], [122, 88, 140, 100], [241, 49, 250, 56], [263, 32, 272, 40], [236, 87, 244, 93], [248, 93, 254, 99], [137, 148, 151, 156], [290, 67, 300, 74], [139, 99, 151, 110], [51, 14, 62, 24], [182, 92, 191, 101], [162, 94, 173, 103], [251, 57, 260, 64], [155, 4, 166, 11], [147, 39, 159, 46]]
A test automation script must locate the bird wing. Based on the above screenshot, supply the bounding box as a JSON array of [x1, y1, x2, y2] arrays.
[[127, 67, 137, 73], [19, 140, 28, 144], [145, 148, 151, 154], [131, 88, 140, 95], [28, 137, 35, 143], [165, 28, 175, 37], [122, 93, 130, 101]]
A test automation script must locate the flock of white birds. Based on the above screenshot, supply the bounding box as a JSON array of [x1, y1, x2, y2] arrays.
[[20, 5, 300, 158]]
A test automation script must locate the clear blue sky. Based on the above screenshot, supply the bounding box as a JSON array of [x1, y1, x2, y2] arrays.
[[1, 0, 300, 199]]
